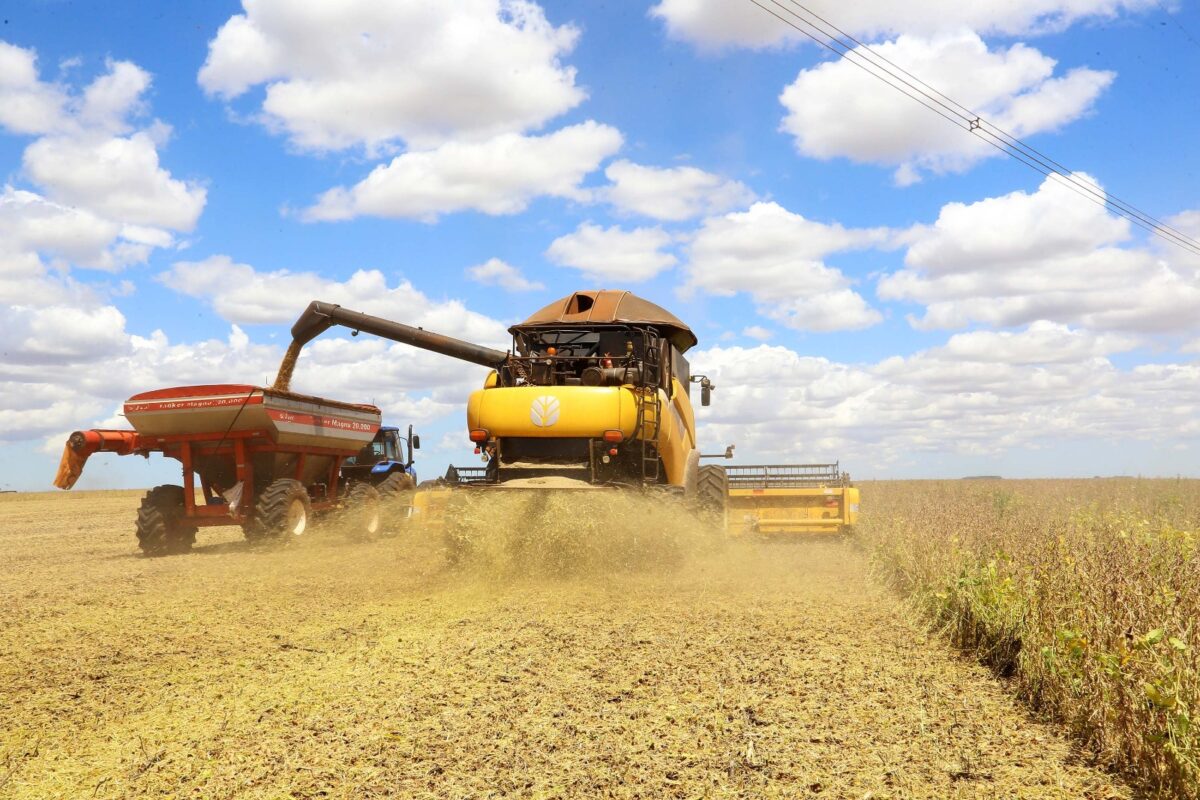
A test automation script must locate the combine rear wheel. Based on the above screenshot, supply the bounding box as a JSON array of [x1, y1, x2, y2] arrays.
[[695, 465, 729, 529], [135, 485, 197, 556], [342, 482, 382, 541], [252, 478, 312, 541]]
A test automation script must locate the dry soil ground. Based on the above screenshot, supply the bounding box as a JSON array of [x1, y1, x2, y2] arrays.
[[0, 490, 1133, 799]]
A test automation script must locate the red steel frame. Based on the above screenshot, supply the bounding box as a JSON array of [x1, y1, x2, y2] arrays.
[[96, 427, 355, 528]]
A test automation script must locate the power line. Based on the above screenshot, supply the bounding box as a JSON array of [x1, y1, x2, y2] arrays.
[[773, 0, 1200, 253], [776, 0, 1200, 254], [745, 0, 1200, 257], [1155, 0, 1200, 53]]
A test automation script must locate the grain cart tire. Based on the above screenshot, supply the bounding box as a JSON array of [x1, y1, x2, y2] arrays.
[[695, 465, 729, 528], [377, 472, 417, 527], [136, 485, 197, 556], [343, 482, 382, 541], [253, 478, 312, 540]]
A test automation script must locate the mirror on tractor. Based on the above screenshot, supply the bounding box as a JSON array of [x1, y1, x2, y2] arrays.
[[412, 434, 421, 450]]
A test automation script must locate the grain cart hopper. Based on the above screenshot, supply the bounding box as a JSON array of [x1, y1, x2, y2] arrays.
[[725, 463, 859, 536], [285, 291, 728, 523], [53, 385, 384, 555]]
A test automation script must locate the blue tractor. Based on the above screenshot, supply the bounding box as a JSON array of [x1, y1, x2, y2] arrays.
[[340, 425, 420, 505]]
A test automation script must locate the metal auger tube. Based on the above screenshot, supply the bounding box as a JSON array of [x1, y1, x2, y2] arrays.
[[290, 301, 510, 369]]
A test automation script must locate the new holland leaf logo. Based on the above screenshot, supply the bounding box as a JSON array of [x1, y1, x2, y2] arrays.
[[530, 395, 560, 427]]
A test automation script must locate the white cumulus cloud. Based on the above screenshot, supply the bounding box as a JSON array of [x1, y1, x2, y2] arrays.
[[779, 34, 1114, 184], [692, 335, 1199, 470], [466, 258, 545, 292], [650, 0, 1155, 50], [0, 41, 68, 135], [199, 0, 586, 152], [741, 325, 774, 341], [24, 132, 205, 232], [160, 255, 509, 346], [0, 44, 205, 257], [545, 223, 678, 283], [927, 322, 1138, 365], [684, 201, 887, 332], [879, 174, 1200, 333], [304, 121, 622, 222], [603, 160, 755, 221]]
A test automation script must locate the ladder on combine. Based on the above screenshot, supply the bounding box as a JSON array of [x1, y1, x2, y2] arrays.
[[633, 329, 663, 485]]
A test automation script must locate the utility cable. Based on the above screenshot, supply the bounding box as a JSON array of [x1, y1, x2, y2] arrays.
[[773, 0, 1200, 253], [744, 0, 1200, 257]]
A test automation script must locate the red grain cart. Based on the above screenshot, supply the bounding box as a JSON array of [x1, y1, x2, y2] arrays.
[[54, 384, 384, 555]]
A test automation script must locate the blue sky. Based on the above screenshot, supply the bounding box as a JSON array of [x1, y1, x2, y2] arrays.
[[1, 0, 1198, 490]]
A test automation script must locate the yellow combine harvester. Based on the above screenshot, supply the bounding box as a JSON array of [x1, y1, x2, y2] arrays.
[[725, 463, 859, 536], [285, 291, 729, 540]]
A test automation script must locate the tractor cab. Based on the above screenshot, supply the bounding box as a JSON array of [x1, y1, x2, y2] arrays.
[[341, 425, 420, 485]]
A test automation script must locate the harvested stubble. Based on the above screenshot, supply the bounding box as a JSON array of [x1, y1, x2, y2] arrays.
[[858, 478, 1200, 799], [0, 489, 1133, 798]]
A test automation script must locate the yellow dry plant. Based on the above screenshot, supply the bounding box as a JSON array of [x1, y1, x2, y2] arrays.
[[857, 478, 1200, 798]]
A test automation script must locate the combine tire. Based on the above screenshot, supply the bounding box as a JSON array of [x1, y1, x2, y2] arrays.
[[377, 472, 417, 527], [135, 485, 197, 556], [695, 465, 729, 527], [251, 478, 312, 541], [342, 482, 382, 541]]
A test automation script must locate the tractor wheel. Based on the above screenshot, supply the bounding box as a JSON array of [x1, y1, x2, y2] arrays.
[[377, 472, 417, 528], [694, 465, 729, 528], [342, 482, 382, 541], [135, 485, 197, 556], [377, 472, 416, 496], [252, 478, 312, 541]]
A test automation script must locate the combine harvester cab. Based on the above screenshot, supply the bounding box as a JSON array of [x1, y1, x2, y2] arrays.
[[726, 463, 859, 537], [53, 385, 386, 554]]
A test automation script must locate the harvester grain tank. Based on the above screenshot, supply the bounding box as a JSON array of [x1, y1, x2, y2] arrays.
[[53, 385, 387, 554], [285, 291, 727, 514]]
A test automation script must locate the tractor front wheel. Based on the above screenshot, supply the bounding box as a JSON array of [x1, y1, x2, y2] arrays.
[[135, 485, 197, 556], [252, 479, 312, 541], [342, 482, 382, 541], [377, 472, 417, 528]]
